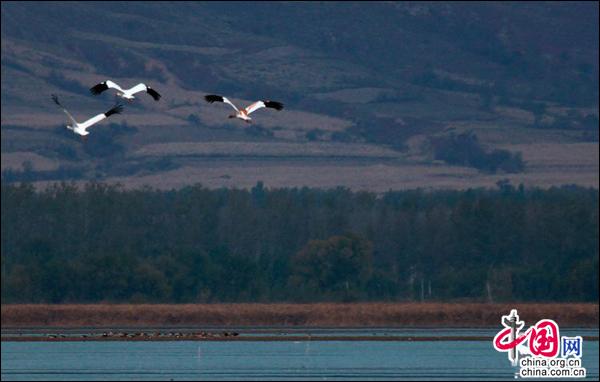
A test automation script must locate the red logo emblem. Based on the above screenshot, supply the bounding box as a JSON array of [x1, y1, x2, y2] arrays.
[[493, 310, 560, 365]]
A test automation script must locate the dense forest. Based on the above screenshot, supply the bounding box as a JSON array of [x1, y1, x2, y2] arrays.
[[1, 182, 598, 303]]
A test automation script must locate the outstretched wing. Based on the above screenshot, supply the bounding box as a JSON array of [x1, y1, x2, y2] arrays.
[[79, 104, 123, 130], [106, 80, 124, 92], [126, 83, 161, 101], [51, 94, 78, 126], [90, 80, 124, 95], [127, 83, 147, 96], [90, 82, 109, 95], [204, 94, 239, 112], [105, 104, 124, 118], [245, 100, 284, 115], [145, 86, 161, 101]]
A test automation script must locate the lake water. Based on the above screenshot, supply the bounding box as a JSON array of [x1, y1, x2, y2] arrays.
[[2, 340, 598, 380]]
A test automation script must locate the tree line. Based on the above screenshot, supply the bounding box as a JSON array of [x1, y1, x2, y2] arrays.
[[430, 132, 525, 173], [1, 182, 597, 303]]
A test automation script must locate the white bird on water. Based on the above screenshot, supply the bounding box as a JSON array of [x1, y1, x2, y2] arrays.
[[90, 80, 161, 102], [52, 94, 123, 139], [204, 94, 283, 123]]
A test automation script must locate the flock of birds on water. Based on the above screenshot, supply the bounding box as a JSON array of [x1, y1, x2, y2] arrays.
[[44, 330, 240, 340], [52, 80, 284, 139]]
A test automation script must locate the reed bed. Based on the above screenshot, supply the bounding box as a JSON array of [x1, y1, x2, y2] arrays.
[[2, 303, 597, 328]]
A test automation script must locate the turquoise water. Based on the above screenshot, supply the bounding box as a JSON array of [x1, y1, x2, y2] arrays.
[[2, 340, 598, 380]]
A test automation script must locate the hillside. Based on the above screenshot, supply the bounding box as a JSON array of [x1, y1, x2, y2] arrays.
[[1, 2, 598, 190]]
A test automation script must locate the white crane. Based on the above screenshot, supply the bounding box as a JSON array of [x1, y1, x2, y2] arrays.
[[52, 95, 123, 138], [204, 94, 283, 123], [90, 80, 161, 101]]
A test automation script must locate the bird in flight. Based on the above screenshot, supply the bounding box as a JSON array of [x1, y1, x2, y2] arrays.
[[90, 80, 161, 102], [204, 94, 283, 123], [52, 94, 123, 139]]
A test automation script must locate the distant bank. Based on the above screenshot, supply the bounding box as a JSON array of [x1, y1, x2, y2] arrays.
[[2, 303, 598, 328]]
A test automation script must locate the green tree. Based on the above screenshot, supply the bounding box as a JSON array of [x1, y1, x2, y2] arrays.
[[288, 234, 373, 301]]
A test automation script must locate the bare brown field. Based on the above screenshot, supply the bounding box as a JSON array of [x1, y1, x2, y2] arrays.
[[132, 142, 403, 159], [493, 106, 536, 124], [1, 151, 60, 171], [101, 159, 599, 192], [1, 111, 185, 129], [104, 162, 480, 191], [314, 87, 395, 104], [500, 143, 600, 168], [2, 303, 598, 328]]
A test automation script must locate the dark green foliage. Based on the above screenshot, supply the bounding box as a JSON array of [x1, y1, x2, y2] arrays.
[[431, 132, 525, 173], [1, 166, 84, 183], [187, 114, 201, 126], [330, 131, 354, 143], [306, 129, 325, 142], [1, 182, 597, 303], [244, 125, 274, 138], [412, 70, 489, 94], [52, 144, 79, 161], [288, 234, 373, 302], [46, 71, 89, 94], [82, 123, 136, 158]]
